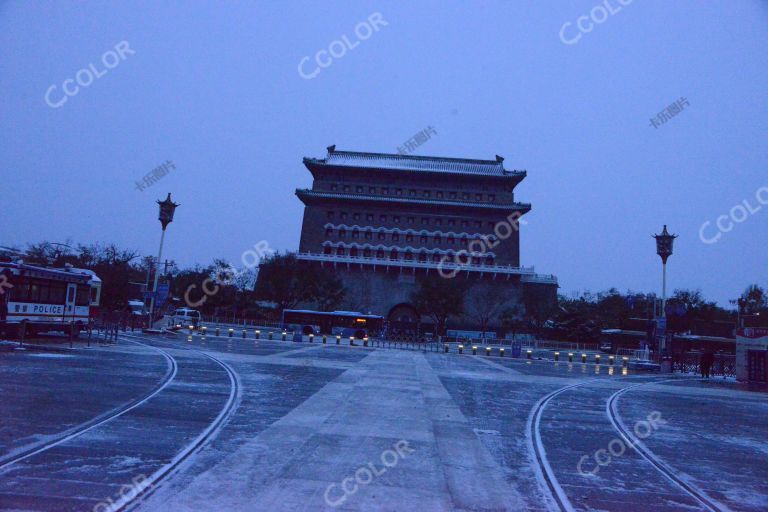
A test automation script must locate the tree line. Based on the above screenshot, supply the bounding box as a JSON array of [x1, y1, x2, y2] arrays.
[[1, 241, 764, 334]]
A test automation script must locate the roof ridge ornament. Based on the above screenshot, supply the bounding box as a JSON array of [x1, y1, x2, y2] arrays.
[[495, 155, 504, 163], [327, 144, 336, 155]]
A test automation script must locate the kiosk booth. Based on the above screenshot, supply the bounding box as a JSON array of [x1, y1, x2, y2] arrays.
[[735, 328, 768, 383]]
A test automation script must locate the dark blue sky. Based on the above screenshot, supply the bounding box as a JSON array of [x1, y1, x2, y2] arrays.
[[1, 1, 766, 306]]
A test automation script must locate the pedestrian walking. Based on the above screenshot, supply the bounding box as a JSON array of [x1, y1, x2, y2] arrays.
[[700, 351, 715, 378]]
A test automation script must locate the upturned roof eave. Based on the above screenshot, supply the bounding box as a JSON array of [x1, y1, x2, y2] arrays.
[[295, 189, 532, 213], [303, 158, 526, 181]]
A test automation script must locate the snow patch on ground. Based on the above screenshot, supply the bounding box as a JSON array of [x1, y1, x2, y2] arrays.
[[473, 428, 500, 436]]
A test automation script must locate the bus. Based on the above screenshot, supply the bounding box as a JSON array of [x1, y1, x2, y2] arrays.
[[280, 309, 384, 338], [0, 262, 101, 338]]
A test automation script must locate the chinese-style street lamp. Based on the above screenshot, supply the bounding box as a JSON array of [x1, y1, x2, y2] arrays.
[[653, 225, 677, 315], [148, 193, 179, 324]]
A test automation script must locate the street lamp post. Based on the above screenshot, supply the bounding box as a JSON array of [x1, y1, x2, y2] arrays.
[[148, 193, 179, 327], [653, 225, 677, 315]]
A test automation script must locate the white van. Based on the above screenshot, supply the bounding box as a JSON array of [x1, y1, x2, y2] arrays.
[[170, 308, 202, 329]]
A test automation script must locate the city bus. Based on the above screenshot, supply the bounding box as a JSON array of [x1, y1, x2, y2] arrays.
[[0, 262, 101, 338], [280, 309, 384, 338]]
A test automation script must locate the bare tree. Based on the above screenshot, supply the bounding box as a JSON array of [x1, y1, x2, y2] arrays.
[[464, 283, 513, 337]]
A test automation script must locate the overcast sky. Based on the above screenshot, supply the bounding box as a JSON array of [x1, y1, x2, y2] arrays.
[[1, 0, 767, 306]]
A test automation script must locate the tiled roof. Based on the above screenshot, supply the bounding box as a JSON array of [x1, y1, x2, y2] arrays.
[[295, 189, 531, 212], [304, 149, 525, 177]]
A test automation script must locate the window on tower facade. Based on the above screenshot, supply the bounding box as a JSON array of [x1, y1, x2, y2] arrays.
[[366, 214, 374, 221], [331, 184, 338, 191], [356, 186, 363, 193], [343, 185, 350, 192], [340, 212, 348, 220], [369, 186, 376, 194]]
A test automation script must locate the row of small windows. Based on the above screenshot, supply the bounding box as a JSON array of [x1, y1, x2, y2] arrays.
[[325, 228, 496, 246], [323, 245, 495, 265], [328, 184, 496, 202], [326, 211, 497, 229]]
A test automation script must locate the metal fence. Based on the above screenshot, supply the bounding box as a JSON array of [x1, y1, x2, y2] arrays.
[[672, 353, 736, 378]]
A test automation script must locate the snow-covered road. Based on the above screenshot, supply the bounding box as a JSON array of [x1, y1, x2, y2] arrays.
[[0, 334, 765, 511]]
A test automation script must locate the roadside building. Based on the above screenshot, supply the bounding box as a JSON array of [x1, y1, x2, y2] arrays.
[[735, 328, 768, 383]]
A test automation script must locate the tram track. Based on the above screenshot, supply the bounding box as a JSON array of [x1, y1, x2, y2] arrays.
[[0, 339, 178, 473], [112, 333, 241, 512], [606, 381, 730, 512], [527, 380, 593, 512], [528, 377, 701, 512]]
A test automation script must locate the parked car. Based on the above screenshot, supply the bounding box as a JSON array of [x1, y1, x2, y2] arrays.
[[170, 308, 201, 329]]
